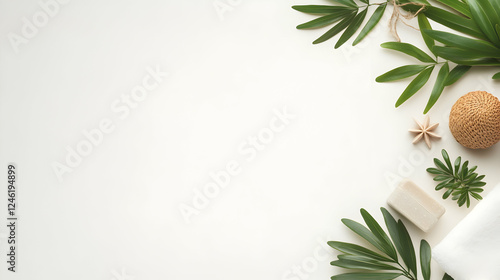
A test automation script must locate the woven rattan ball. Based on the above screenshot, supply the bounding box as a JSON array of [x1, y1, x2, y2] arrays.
[[449, 91, 500, 149]]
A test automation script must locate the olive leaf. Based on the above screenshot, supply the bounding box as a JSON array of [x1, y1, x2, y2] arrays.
[[376, 65, 429, 82], [335, 8, 367, 48], [424, 61, 448, 114], [444, 65, 471, 86], [396, 66, 434, 107], [467, 0, 500, 46], [433, 0, 472, 17], [331, 272, 403, 280], [427, 149, 486, 207], [423, 6, 486, 39], [420, 240, 432, 280], [381, 42, 436, 63], [329, 208, 447, 279], [418, 14, 435, 54], [293, 0, 500, 113], [353, 3, 386, 45], [313, 12, 357, 44], [292, 5, 354, 14], [297, 11, 353, 29], [329, 0, 358, 8]]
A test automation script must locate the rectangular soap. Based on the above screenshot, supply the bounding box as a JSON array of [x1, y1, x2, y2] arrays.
[[387, 179, 445, 232]]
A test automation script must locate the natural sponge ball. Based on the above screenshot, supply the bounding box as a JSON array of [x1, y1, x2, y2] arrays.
[[449, 91, 500, 149]]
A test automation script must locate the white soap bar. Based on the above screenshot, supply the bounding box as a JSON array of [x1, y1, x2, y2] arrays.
[[387, 179, 445, 232]]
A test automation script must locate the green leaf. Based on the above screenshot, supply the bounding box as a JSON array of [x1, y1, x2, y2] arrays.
[[397, 220, 417, 277], [442, 149, 453, 171], [423, 30, 500, 58], [327, 241, 393, 262], [434, 158, 450, 173], [376, 65, 428, 82], [424, 6, 486, 39], [418, 14, 435, 53], [458, 194, 467, 207], [341, 218, 389, 257], [398, 0, 429, 13], [432, 46, 491, 63], [353, 3, 387, 46], [467, 0, 500, 46], [475, 174, 485, 181], [427, 167, 446, 175], [381, 42, 436, 63], [470, 192, 483, 200], [434, 0, 472, 17], [443, 188, 453, 199], [424, 62, 449, 114], [395, 66, 434, 107], [443, 273, 455, 280], [436, 181, 452, 190], [336, 254, 380, 262], [359, 0, 369, 4], [420, 240, 432, 280], [292, 5, 355, 14], [493, 71, 500, 79], [313, 12, 356, 44], [297, 11, 353, 29], [433, 175, 452, 181], [335, 8, 368, 48], [431, 50, 500, 65], [380, 208, 406, 263], [454, 156, 462, 176], [360, 209, 398, 260], [330, 0, 358, 8], [460, 161, 469, 178], [445, 65, 471, 86], [331, 257, 398, 271], [331, 273, 403, 280]]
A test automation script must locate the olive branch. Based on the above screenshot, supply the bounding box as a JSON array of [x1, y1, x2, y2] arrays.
[[293, 0, 500, 113]]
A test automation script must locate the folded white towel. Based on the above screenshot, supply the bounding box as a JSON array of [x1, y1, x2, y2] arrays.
[[433, 185, 500, 280]]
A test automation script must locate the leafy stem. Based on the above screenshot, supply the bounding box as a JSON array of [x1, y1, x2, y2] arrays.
[[293, 0, 500, 113], [427, 149, 486, 208], [328, 208, 447, 280]]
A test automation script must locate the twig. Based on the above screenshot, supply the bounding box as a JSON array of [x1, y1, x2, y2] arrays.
[[389, 0, 426, 41]]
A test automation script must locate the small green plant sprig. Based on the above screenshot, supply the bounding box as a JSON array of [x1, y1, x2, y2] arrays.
[[292, 0, 500, 113], [427, 149, 486, 208], [328, 208, 452, 279]]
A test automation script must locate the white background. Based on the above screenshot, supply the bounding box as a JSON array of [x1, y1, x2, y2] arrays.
[[1, 0, 499, 279]]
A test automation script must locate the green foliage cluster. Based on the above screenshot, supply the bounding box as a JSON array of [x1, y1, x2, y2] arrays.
[[328, 208, 453, 279], [427, 149, 486, 207], [293, 0, 500, 113]]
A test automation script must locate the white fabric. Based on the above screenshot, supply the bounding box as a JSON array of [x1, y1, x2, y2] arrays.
[[433, 185, 500, 280]]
